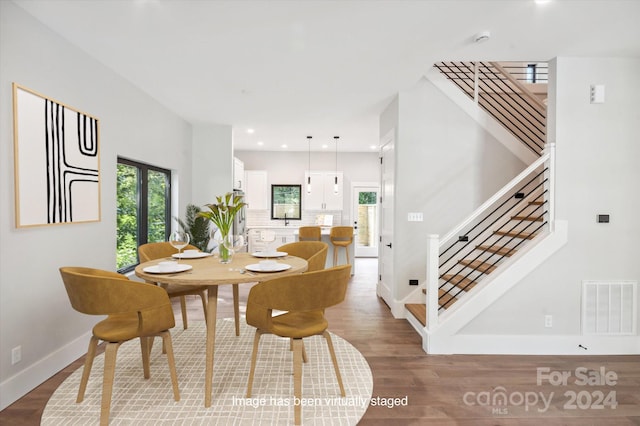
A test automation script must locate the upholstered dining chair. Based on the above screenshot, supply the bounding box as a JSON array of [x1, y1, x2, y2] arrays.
[[277, 241, 328, 272], [138, 242, 211, 330], [297, 226, 321, 241], [329, 226, 354, 266], [245, 264, 351, 425], [59, 266, 180, 426]]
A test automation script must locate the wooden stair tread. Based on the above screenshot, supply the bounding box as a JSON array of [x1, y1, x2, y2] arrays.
[[494, 230, 536, 240], [512, 215, 543, 222], [458, 259, 497, 274], [440, 274, 477, 290], [476, 245, 517, 257], [405, 303, 426, 326], [529, 200, 544, 206], [438, 289, 458, 309]]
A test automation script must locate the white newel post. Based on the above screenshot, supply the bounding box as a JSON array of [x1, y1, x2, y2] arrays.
[[426, 234, 440, 330], [544, 143, 556, 232]]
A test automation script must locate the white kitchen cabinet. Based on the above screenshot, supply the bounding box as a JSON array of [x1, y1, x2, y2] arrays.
[[247, 229, 264, 253], [233, 157, 244, 190], [248, 228, 296, 253], [245, 170, 268, 210], [304, 171, 343, 210], [276, 228, 297, 245]]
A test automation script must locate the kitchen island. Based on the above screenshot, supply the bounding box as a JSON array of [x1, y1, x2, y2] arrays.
[[247, 226, 355, 275]]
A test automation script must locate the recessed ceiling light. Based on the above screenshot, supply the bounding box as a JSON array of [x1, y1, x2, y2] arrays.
[[535, 0, 552, 4], [321, 144, 328, 149], [369, 145, 378, 150], [257, 141, 264, 146], [281, 144, 288, 148], [247, 128, 255, 134]]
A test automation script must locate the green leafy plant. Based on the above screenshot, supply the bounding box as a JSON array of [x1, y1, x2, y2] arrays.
[[176, 204, 211, 252], [197, 193, 246, 262], [197, 192, 246, 236]]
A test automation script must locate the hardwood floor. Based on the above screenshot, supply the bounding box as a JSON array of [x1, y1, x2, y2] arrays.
[[1, 258, 639, 425]]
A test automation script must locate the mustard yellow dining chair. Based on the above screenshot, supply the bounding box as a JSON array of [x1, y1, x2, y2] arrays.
[[277, 241, 328, 272], [245, 264, 351, 425], [138, 242, 211, 330], [59, 266, 180, 426], [329, 226, 354, 266], [297, 226, 321, 241]]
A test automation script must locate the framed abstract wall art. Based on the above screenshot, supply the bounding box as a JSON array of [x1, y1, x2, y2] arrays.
[[12, 83, 101, 227]]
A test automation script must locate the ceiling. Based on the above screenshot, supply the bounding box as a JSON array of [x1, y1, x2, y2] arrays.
[[13, 0, 640, 152]]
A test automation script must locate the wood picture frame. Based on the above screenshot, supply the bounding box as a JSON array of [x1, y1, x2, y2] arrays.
[[12, 83, 101, 227]]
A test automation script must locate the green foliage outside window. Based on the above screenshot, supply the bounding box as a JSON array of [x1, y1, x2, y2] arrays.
[[359, 191, 377, 205], [116, 160, 171, 271], [147, 169, 168, 243], [117, 163, 138, 270]]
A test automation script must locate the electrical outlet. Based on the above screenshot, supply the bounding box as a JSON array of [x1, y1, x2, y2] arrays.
[[11, 346, 22, 365], [544, 315, 553, 328]]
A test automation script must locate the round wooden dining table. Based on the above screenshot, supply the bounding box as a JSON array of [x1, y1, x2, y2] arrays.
[[135, 252, 308, 407]]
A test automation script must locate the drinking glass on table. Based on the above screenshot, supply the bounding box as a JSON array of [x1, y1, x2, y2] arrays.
[[169, 231, 190, 263], [259, 230, 276, 258]]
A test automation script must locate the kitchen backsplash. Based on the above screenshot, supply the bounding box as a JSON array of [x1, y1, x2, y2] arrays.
[[246, 209, 343, 228]]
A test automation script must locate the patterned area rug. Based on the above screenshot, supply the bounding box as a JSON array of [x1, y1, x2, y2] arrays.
[[42, 319, 373, 425]]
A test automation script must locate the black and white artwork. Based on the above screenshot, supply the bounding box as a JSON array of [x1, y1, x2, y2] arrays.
[[13, 83, 100, 227]]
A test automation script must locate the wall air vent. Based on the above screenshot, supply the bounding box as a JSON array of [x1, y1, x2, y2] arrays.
[[582, 281, 637, 335]]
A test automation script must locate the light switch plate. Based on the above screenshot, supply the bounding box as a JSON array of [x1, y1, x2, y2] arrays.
[[408, 212, 423, 222], [590, 84, 605, 104]]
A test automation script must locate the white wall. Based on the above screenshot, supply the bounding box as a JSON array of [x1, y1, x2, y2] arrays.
[[236, 150, 380, 226], [0, 2, 193, 408], [392, 78, 525, 301], [460, 57, 640, 339], [192, 123, 233, 207]]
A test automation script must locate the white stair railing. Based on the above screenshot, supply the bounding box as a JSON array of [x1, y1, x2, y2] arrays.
[[426, 143, 555, 331]]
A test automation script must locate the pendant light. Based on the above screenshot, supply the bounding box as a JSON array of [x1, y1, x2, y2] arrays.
[[306, 136, 312, 194], [333, 136, 339, 194]]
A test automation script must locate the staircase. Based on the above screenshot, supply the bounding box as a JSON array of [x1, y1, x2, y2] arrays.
[[404, 61, 554, 334], [406, 195, 547, 326], [434, 61, 547, 156]]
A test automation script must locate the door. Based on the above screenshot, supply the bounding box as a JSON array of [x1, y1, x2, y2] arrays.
[[352, 184, 380, 257], [378, 132, 395, 303]]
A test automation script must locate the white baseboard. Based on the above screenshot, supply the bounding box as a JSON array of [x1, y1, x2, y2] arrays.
[[427, 333, 640, 355], [0, 330, 91, 410], [377, 281, 408, 318]]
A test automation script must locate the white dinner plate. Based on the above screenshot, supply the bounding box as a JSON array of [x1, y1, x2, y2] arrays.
[[143, 264, 193, 274], [251, 251, 288, 258], [245, 263, 291, 273], [172, 251, 212, 259]]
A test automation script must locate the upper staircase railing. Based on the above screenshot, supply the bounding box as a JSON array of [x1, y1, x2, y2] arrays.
[[434, 61, 547, 156]]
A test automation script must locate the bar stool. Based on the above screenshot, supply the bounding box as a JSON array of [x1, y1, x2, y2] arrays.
[[298, 226, 321, 241], [329, 226, 354, 266]]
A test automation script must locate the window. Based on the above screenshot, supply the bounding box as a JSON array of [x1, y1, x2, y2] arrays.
[[271, 184, 301, 220], [116, 158, 171, 272], [526, 64, 537, 83]]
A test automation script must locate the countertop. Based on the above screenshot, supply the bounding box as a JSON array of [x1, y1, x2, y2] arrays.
[[246, 225, 355, 235]]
